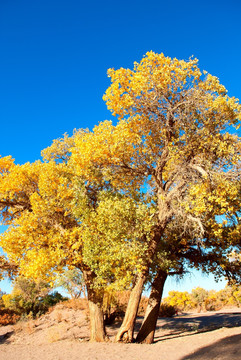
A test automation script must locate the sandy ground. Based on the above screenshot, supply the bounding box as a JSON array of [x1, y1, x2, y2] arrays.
[[1, 306, 241, 360]]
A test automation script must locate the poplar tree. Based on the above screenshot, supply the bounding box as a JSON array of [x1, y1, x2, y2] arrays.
[[71, 51, 241, 342]]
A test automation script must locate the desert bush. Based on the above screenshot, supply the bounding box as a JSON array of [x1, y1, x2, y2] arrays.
[[0, 308, 20, 325], [102, 291, 149, 324], [109, 290, 130, 311], [216, 287, 232, 308], [42, 291, 67, 308], [159, 303, 177, 317]]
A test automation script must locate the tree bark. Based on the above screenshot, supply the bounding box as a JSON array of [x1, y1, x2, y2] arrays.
[[113, 206, 170, 343], [83, 269, 107, 342], [115, 273, 147, 343], [136, 268, 167, 344], [115, 225, 167, 343]]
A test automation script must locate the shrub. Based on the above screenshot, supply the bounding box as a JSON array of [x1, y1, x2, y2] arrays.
[[0, 308, 20, 325], [42, 292, 67, 308], [159, 303, 177, 317]]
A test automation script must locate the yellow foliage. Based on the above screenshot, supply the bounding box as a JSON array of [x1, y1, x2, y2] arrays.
[[1, 51, 241, 297]]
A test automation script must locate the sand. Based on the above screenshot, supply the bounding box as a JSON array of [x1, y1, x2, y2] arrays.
[[1, 306, 241, 360]]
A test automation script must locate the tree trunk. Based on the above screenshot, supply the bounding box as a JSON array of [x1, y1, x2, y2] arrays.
[[115, 273, 147, 343], [136, 269, 167, 344], [115, 226, 166, 343], [88, 296, 107, 342], [83, 269, 107, 342]]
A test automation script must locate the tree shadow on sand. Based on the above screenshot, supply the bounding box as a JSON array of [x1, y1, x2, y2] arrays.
[[107, 312, 241, 342], [153, 312, 241, 341], [180, 333, 241, 360]]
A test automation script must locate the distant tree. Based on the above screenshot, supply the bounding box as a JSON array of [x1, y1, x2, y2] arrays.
[[163, 290, 193, 311], [191, 287, 209, 312], [55, 268, 86, 299], [204, 290, 221, 311], [217, 284, 241, 308], [1, 277, 62, 316]]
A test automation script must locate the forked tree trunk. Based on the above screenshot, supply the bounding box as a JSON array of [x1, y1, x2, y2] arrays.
[[115, 273, 147, 343], [115, 226, 166, 343], [136, 269, 167, 344], [83, 269, 107, 342]]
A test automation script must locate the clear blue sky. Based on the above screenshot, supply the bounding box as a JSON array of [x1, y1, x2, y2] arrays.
[[0, 0, 240, 295]]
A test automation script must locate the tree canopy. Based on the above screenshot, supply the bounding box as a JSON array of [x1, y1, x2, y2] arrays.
[[0, 51, 241, 342]]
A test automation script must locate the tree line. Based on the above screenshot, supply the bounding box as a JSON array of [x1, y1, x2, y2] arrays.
[[163, 285, 241, 313], [0, 51, 241, 343]]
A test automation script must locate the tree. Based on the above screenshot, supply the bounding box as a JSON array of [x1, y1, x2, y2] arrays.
[[1, 51, 241, 344], [2, 277, 64, 316], [0, 155, 106, 339], [192, 287, 214, 312], [163, 290, 193, 311], [217, 283, 241, 308], [55, 268, 86, 299], [136, 185, 241, 344], [71, 51, 241, 342], [0, 149, 149, 341]]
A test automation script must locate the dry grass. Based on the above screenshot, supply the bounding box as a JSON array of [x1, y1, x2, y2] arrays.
[[47, 326, 62, 343], [14, 319, 36, 335], [54, 311, 63, 323], [61, 298, 88, 311]]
